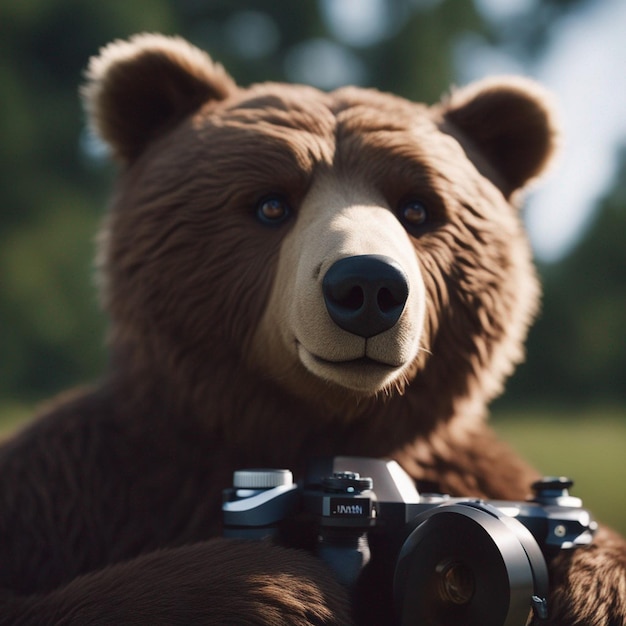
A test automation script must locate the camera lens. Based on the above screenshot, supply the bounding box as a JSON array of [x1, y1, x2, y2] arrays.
[[394, 504, 539, 626], [436, 559, 475, 606]]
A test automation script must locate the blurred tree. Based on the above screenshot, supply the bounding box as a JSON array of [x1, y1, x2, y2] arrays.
[[481, 0, 596, 56], [502, 146, 626, 407], [0, 0, 180, 401], [177, 0, 485, 101]]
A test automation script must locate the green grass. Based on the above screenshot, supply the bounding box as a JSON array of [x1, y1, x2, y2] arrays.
[[493, 407, 626, 535], [1, 402, 625, 533], [0, 402, 33, 439]]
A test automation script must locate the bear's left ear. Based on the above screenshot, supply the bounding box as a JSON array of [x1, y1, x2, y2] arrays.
[[438, 76, 559, 199], [82, 33, 237, 162]]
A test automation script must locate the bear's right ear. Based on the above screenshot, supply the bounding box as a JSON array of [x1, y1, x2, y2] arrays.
[[82, 33, 237, 163]]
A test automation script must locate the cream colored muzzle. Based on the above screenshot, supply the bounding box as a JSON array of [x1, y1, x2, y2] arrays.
[[272, 189, 426, 395]]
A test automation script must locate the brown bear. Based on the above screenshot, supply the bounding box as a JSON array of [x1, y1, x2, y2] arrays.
[[0, 33, 624, 625]]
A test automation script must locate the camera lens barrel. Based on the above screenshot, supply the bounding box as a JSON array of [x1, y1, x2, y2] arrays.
[[394, 502, 549, 626]]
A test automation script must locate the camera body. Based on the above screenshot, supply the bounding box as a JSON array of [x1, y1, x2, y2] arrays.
[[223, 457, 596, 626]]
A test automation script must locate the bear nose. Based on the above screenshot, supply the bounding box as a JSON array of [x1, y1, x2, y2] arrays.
[[322, 254, 409, 338]]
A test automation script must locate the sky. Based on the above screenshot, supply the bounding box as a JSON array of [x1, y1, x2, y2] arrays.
[[464, 0, 626, 261]]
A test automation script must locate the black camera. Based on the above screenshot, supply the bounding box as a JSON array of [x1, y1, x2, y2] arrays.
[[222, 457, 596, 625]]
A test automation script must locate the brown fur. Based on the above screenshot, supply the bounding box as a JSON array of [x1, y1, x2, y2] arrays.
[[1, 33, 624, 625]]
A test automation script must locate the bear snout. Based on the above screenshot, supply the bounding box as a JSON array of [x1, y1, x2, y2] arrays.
[[252, 197, 427, 396], [322, 254, 409, 338]]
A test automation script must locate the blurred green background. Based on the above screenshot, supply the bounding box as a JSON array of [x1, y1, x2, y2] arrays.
[[1, 0, 624, 533]]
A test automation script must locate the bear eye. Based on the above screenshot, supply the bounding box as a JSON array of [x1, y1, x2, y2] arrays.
[[256, 195, 291, 226], [398, 200, 428, 231]]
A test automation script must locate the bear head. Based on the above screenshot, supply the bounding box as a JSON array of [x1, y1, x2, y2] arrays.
[[83, 34, 557, 447]]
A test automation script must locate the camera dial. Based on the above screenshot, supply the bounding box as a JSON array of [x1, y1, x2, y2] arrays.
[[322, 471, 373, 494], [233, 468, 293, 490], [531, 476, 581, 507], [223, 468, 299, 539]]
